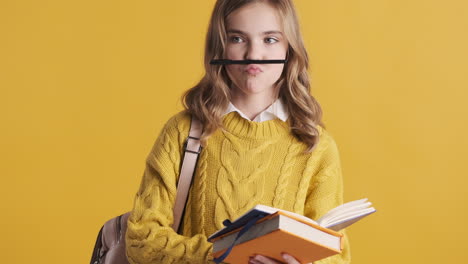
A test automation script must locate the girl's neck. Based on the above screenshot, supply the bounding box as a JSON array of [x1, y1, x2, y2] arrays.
[[230, 91, 278, 121]]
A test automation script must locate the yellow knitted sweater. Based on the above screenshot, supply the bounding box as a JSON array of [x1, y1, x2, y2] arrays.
[[125, 111, 351, 264]]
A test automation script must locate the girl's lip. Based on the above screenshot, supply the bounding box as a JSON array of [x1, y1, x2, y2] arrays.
[[246, 68, 262, 74], [245, 64, 263, 74]]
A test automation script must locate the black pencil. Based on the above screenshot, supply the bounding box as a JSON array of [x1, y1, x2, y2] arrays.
[[210, 59, 287, 65]]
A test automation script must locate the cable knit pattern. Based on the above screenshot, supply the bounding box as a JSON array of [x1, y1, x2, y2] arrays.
[[272, 136, 297, 208], [125, 111, 351, 264]]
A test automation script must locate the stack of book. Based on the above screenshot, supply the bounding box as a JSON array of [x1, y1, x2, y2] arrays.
[[208, 198, 376, 264]]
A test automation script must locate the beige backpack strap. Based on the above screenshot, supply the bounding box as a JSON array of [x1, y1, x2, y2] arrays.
[[171, 116, 203, 232]]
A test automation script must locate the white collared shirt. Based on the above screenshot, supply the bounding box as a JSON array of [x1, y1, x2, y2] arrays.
[[223, 98, 289, 122]]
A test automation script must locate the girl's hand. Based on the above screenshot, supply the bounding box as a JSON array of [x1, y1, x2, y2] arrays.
[[248, 253, 313, 264]]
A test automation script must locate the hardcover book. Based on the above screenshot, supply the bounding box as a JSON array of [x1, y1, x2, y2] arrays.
[[208, 198, 376, 264]]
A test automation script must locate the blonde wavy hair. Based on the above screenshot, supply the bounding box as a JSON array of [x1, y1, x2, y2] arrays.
[[182, 0, 325, 152]]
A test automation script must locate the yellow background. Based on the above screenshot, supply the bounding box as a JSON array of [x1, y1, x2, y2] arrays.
[[1, 0, 467, 263]]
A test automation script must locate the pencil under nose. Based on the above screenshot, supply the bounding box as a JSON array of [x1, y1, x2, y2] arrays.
[[210, 59, 287, 65]]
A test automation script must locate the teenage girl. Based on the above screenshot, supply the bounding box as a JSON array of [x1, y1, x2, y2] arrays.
[[125, 0, 351, 263]]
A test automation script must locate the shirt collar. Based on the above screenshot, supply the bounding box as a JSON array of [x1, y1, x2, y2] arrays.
[[223, 98, 289, 122]]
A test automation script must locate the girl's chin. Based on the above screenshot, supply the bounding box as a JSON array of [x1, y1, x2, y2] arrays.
[[237, 85, 273, 95], [231, 76, 277, 95]]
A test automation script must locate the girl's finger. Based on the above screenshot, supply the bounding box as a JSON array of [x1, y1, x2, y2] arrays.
[[252, 254, 282, 264], [249, 257, 264, 264], [281, 253, 301, 264]]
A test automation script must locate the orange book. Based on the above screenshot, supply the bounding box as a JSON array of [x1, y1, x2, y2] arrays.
[[208, 199, 376, 264]]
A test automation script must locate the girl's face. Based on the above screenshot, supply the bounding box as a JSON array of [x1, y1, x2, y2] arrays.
[[225, 3, 289, 98]]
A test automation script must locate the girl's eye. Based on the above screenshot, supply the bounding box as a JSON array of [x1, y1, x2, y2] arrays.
[[230, 36, 244, 43], [265, 37, 279, 44]]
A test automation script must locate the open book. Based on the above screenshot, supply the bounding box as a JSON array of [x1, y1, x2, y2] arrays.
[[208, 198, 376, 264]]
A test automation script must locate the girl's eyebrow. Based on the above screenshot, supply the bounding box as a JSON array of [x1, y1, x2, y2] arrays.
[[227, 29, 283, 35]]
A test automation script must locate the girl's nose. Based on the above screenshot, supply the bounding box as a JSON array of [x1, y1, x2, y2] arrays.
[[245, 41, 263, 61]]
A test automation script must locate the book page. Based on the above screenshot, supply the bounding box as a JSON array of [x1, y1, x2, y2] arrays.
[[322, 207, 376, 228], [274, 208, 318, 226], [325, 211, 375, 231], [319, 202, 373, 225], [317, 198, 370, 225]]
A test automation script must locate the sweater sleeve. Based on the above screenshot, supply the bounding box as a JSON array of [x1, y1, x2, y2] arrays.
[[304, 130, 351, 264], [125, 113, 214, 264]]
